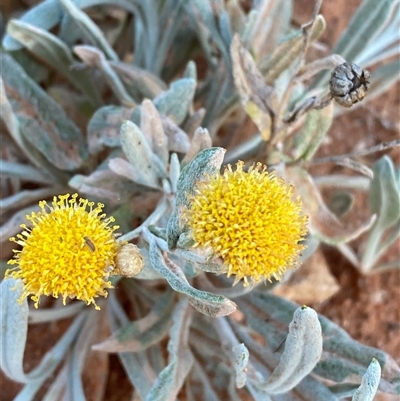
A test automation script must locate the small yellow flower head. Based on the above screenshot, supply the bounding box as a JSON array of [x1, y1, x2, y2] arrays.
[[6, 194, 120, 310], [185, 162, 308, 286]]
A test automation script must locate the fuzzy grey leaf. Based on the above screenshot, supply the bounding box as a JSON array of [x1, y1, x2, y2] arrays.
[[59, 0, 119, 61], [352, 359, 382, 401], [259, 306, 322, 394], [6, 19, 101, 106], [87, 106, 133, 154], [166, 147, 225, 249], [159, 115, 191, 154], [2, 0, 63, 51], [230, 34, 277, 140], [292, 106, 333, 161], [369, 156, 400, 230], [259, 15, 326, 84], [144, 229, 237, 317], [144, 298, 193, 401], [334, 0, 398, 63], [119, 120, 166, 189], [70, 157, 141, 205], [93, 290, 174, 353], [1, 53, 87, 171], [74, 45, 135, 106], [182, 127, 212, 165], [232, 343, 249, 388], [0, 279, 29, 383], [110, 61, 167, 98], [141, 99, 169, 166], [153, 78, 196, 125]]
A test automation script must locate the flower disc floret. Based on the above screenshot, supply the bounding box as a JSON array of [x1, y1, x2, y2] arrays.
[[6, 194, 120, 309], [185, 162, 308, 285]]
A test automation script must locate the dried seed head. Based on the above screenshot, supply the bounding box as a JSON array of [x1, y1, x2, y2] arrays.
[[330, 63, 370, 108], [115, 243, 144, 277]]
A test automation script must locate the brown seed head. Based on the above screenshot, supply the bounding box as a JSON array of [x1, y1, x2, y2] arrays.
[[330, 63, 370, 108]]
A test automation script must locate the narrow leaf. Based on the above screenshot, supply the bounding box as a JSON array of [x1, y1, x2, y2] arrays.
[[1, 53, 87, 171], [352, 359, 382, 401], [6, 20, 101, 106], [166, 147, 225, 249], [258, 306, 322, 394], [0, 279, 29, 383], [144, 298, 193, 401], [144, 230, 237, 317], [153, 78, 196, 125], [119, 120, 166, 189], [369, 156, 400, 230]]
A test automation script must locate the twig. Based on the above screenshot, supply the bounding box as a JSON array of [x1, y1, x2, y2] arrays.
[[311, 139, 400, 165]]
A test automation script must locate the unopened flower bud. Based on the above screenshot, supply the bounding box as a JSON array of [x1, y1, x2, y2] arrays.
[[115, 243, 144, 277]]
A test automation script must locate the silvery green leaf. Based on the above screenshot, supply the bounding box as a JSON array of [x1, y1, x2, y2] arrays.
[[108, 294, 155, 399], [59, 0, 118, 61], [328, 191, 355, 218], [289, 166, 376, 245], [316, 317, 399, 395], [1, 280, 86, 390], [0, 160, 52, 185], [328, 383, 360, 398], [74, 45, 135, 106], [92, 290, 174, 353], [2, 0, 63, 51], [369, 156, 400, 231], [232, 343, 249, 388], [371, 59, 400, 102], [169, 153, 181, 194], [0, 205, 41, 242], [188, 0, 230, 66], [182, 127, 212, 165], [183, 60, 197, 81], [159, 115, 191, 154], [231, 34, 277, 141], [8, 49, 49, 83], [259, 15, 326, 84], [0, 278, 29, 383], [183, 107, 206, 138], [1, 53, 87, 171], [153, 78, 196, 125], [141, 99, 169, 166], [69, 155, 141, 204], [361, 155, 400, 270], [6, 20, 101, 107], [257, 306, 322, 394], [0, 188, 66, 214], [145, 298, 193, 401], [248, 0, 292, 58], [219, 11, 232, 51], [334, 0, 398, 63], [239, 291, 400, 395], [144, 229, 237, 317], [87, 105, 133, 154], [292, 105, 333, 161], [119, 120, 166, 189], [174, 249, 226, 275], [110, 61, 167, 98], [352, 359, 382, 401], [166, 147, 225, 249], [355, 6, 400, 66]]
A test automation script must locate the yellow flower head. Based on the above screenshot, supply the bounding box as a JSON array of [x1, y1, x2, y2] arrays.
[[6, 194, 120, 310], [185, 162, 308, 286]]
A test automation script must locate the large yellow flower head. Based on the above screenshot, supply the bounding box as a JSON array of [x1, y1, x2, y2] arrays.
[[6, 194, 120, 310], [185, 161, 308, 286]]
